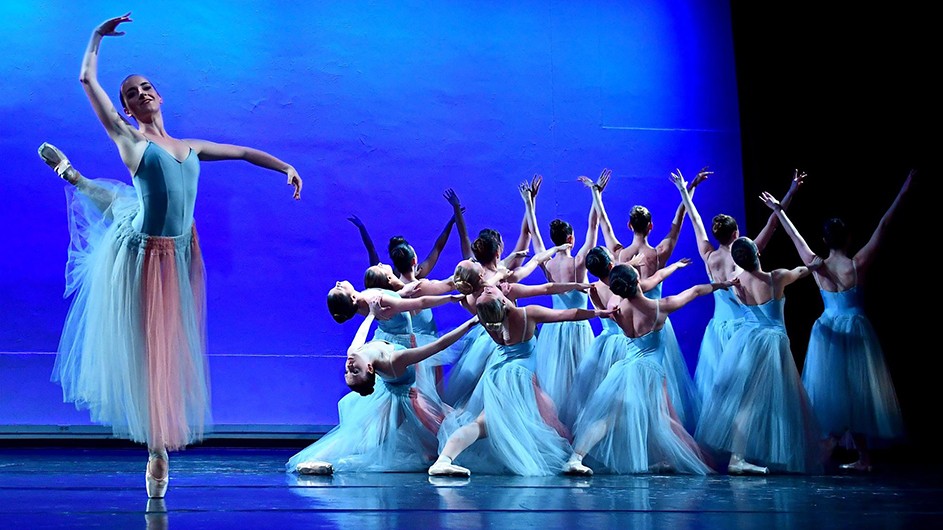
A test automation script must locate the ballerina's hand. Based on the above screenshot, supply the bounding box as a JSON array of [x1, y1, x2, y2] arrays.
[[287, 167, 302, 200], [759, 191, 781, 211], [690, 166, 712, 190], [598, 306, 620, 317], [529, 174, 543, 198], [597, 168, 612, 191], [669, 170, 687, 191], [675, 258, 692, 268], [399, 280, 422, 298], [791, 168, 808, 189], [553, 243, 573, 254], [444, 188, 462, 209], [96, 13, 132, 37], [627, 252, 645, 267]]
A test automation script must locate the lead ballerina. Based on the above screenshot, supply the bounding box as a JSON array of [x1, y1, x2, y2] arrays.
[[39, 13, 303, 499]]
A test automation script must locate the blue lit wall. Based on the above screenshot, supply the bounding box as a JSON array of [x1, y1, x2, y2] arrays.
[[0, 0, 745, 435]]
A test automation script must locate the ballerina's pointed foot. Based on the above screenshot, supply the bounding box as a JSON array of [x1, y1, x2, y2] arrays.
[[145, 455, 169, 499], [37, 142, 78, 184], [728, 460, 769, 476], [428, 456, 471, 477], [562, 460, 594, 476], [839, 460, 872, 472], [296, 461, 334, 476]]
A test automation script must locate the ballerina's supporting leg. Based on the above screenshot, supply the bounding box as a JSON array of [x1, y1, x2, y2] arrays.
[[429, 414, 487, 477]]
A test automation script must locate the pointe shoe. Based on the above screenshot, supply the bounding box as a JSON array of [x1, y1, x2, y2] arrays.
[[562, 460, 594, 476], [428, 458, 471, 478], [37, 142, 77, 183], [146, 455, 169, 499], [839, 460, 872, 472], [146, 469, 169, 499], [296, 461, 334, 476], [728, 460, 769, 475]]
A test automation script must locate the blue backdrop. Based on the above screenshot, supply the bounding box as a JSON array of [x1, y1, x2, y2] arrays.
[[0, 0, 745, 436]]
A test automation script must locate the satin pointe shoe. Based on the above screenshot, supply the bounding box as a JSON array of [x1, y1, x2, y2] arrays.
[[562, 460, 594, 476], [728, 460, 769, 475], [37, 142, 77, 183], [296, 461, 334, 476], [146, 454, 169, 499], [839, 460, 873, 472], [428, 456, 471, 477]]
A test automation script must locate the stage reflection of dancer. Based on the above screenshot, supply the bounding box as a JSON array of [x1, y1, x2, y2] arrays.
[[40, 13, 303, 499], [761, 170, 914, 472], [562, 264, 730, 476], [588, 169, 703, 432], [671, 168, 804, 406], [428, 288, 617, 477], [286, 313, 480, 475], [694, 232, 825, 475], [519, 175, 598, 412]]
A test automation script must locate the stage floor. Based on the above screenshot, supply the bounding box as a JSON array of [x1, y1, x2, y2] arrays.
[[1, 445, 940, 529]]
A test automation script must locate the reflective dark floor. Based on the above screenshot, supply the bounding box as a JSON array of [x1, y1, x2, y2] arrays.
[[1, 445, 941, 529]]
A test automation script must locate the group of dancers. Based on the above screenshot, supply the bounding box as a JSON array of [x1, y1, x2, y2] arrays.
[[40, 13, 912, 499], [286, 163, 912, 481]]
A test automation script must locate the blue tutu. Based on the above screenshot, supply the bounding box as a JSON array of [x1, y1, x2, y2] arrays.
[[286, 361, 448, 473], [439, 335, 571, 476], [696, 297, 825, 473], [693, 288, 744, 406], [571, 326, 713, 474], [802, 287, 904, 442], [440, 325, 499, 408], [645, 284, 700, 433], [559, 318, 625, 430], [533, 291, 594, 415], [52, 177, 211, 450]]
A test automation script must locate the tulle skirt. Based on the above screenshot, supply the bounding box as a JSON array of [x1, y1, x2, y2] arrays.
[[660, 318, 701, 433], [533, 320, 594, 416], [286, 381, 447, 473], [693, 316, 743, 406], [801, 313, 904, 441], [439, 356, 571, 476], [440, 326, 499, 408], [573, 356, 713, 475], [52, 179, 210, 450], [695, 326, 824, 473], [559, 326, 626, 430]]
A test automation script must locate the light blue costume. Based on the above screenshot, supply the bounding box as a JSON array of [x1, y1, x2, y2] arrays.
[[692, 272, 745, 405], [560, 317, 623, 430], [286, 351, 447, 473], [368, 289, 442, 400], [534, 289, 594, 415], [644, 282, 700, 433], [53, 141, 210, 450], [695, 278, 824, 473], [572, 301, 713, 475], [801, 264, 904, 443], [439, 309, 571, 475]]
